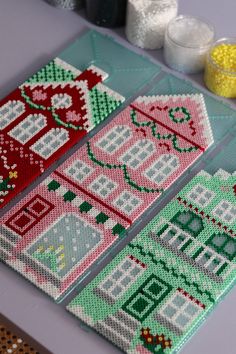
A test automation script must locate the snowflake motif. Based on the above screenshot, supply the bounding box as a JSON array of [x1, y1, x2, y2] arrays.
[[9, 171, 18, 179], [32, 89, 47, 101], [66, 110, 82, 123]]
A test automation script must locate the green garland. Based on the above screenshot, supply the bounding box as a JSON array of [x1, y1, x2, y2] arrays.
[[130, 109, 198, 153], [86, 142, 163, 194]]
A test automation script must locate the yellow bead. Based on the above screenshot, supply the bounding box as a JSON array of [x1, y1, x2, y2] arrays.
[[204, 42, 236, 98]]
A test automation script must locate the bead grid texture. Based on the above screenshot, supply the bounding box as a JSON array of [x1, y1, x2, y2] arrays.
[[0, 93, 213, 301], [67, 168, 236, 354], [0, 323, 39, 354], [0, 58, 124, 208]]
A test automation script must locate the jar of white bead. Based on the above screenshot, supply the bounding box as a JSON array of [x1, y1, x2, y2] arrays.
[[164, 15, 215, 74], [126, 0, 178, 49]]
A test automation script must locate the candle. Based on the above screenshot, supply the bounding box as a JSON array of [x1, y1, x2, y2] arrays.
[[126, 0, 178, 49], [204, 38, 236, 98], [85, 0, 127, 27], [164, 15, 215, 74]]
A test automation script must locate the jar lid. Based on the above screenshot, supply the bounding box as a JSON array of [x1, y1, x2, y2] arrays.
[[166, 15, 215, 49]]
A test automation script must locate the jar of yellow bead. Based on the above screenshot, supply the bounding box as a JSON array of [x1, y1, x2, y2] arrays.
[[204, 38, 236, 98]]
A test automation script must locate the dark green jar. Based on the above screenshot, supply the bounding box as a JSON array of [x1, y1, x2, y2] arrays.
[[85, 0, 127, 27]]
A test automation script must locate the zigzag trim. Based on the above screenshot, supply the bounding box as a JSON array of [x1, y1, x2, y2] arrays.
[[44, 176, 125, 236], [87, 142, 163, 194], [128, 243, 215, 303], [177, 196, 236, 237]]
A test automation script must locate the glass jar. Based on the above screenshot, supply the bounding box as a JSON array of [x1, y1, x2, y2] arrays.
[[204, 38, 236, 98], [85, 0, 127, 27], [164, 15, 215, 74], [126, 0, 178, 49]]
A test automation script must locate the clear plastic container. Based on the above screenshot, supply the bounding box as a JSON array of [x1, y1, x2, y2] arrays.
[[164, 15, 215, 74], [204, 38, 236, 98]]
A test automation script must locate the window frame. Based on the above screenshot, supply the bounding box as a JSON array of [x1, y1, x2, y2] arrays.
[[159, 289, 203, 331], [65, 160, 94, 183], [212, 200, 236, 225], [187, 184, 215, 207], [89, 174, 117, 198], [96, 125, 132, 154], [113, 191, 142, 215], [8, 113, 47, 144], [98, 255, 146, 301], [144, 154, 179, 185], [0, 100, 25, 130], [30, 128, 69, 159], [119, 139, 155, 169]]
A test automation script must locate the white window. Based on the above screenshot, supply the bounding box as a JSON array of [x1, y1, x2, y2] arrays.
[[98, 256, 145, 300], [65, 160, 93, 183], [187, 184, 215, 207], [159, 224, 191, 250], [0, 100, 25, 129], [144, 154, 179, 185], [209, 233, 236, 261], [89, 175, 117, 198], [113, 191, 141, 215], [212, 200, 236, 224], [51, 93, 72, 109], [195, 246, 226, 274], [120, 139, 155, 169], [160, 289, 203, 331], [96, 125, 132, 154], [8, 114, 47, 144], [30, 128, 69, 159]]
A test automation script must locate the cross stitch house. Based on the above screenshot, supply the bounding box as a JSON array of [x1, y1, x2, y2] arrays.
[[0, 93, 214, 300], [0, 58, 124, 208], [60, 93, 213, 221], [68, 169, 236, 353]]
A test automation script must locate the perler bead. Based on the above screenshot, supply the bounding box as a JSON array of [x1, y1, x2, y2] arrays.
[[0, 323, 39, 354], [67, 169, 236, 354], [0, 93, 213, 300], [0, 58, 124, 208]]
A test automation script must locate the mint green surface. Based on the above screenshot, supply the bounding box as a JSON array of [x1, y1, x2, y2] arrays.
[[205, 135, 236, 174], [59, 30, 161, 98]]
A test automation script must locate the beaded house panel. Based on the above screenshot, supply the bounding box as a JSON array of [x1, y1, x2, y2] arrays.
[[67, 169, 236, 354], [0, 93, 213, 300], [0, 58, 124, 208]]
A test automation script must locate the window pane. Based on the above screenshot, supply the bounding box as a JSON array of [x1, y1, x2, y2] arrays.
[[172, 295, 186, 308], [144, 154, 179, 185], [175, 314, 189, 328], [163, 305, 177, 319]]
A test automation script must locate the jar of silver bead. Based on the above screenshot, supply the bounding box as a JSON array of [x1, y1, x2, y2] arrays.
[[126, 0, 178, 49]]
